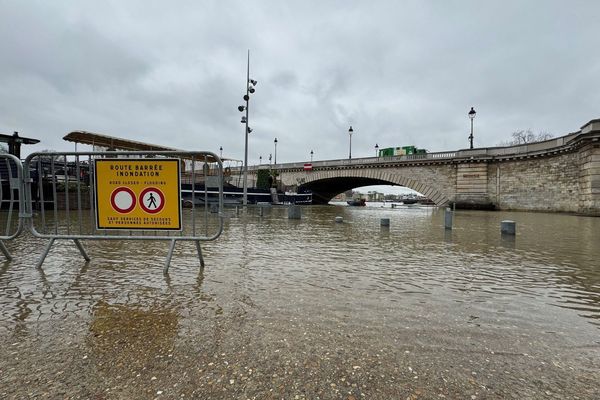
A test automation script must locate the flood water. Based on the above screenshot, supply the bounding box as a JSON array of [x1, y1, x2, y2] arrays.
[[1, 204, 599, 399]]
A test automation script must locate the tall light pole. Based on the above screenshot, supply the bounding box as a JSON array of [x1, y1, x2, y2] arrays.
[[237, 50, 257, 206], [348, 126, 353, 159], [468, 107, 476, 149], [274, 138, 278, 164], [310, 150, 313, 162], [375, 143, 379, 157], [219, 146, 223, 158], [259, 155, 262, 165]]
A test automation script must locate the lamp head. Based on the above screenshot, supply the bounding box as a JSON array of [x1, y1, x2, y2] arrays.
[[243, 94, 250, 101], [241, 116, 247, 123], [248, 87, 255, 94], [468, 107, 476, 119], [238, 105, 245, 112], [348, 126, 353, 134]]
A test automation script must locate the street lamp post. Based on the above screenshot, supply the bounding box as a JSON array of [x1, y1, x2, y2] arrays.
[[274, 138, 278, 164], [468, 107, 476, 149], [375, 143, 379, 157], [259, 155, 262, 165], [348, 126, 353, 159], [310, 150, 313, 162], [219, 146, 223, 158], [237, 50, 257, 206]]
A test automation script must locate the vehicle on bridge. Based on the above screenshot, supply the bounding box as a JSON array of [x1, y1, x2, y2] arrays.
[[378, 145, 427, 157]]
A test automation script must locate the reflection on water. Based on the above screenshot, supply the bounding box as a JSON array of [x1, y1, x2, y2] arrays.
[[0, 205, 599, 396], [1, 206, 599, 330]]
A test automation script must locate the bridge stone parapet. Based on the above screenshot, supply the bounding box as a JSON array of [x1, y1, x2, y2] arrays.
[[244, 118, 600, 214]]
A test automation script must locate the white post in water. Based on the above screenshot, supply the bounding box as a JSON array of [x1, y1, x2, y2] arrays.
[[501, 220, 516, 235], [380, 218, 390, 227], [444, 207, 453, 230], [335, 216, 343, 223]]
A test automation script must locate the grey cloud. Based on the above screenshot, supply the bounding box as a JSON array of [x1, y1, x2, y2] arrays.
[[1, 1, 599, 165]]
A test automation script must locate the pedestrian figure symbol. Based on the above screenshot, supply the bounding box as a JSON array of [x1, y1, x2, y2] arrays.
[[147, 193, 158, 209], [140, 188, 165, 214]]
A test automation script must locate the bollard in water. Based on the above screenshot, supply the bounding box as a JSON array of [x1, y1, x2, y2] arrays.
[[288, 205, 301, 219], [501, 220, 516, 235], [391, 203, 396, 209], [444, 207, 453, 230], [236, 206, 239, 215], [259, 207, 264, 217], [209, 203, 218, 213], [380, 218, 390, 227], [335, 216, 343, 223]]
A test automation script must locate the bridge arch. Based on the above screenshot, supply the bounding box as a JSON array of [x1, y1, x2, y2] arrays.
[[296, 169, 452, 205]]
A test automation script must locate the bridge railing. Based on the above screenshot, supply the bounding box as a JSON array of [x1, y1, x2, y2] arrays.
[[238, 131, 582, 172]]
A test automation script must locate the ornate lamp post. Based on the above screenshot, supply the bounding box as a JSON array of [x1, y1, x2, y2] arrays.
[[310, 150, 314, 162], [259, 155, 262, 165], [219, 146, 223, 158], [375, 143, 379, 157], [468, 107, 476, 149], [348, 126, 353, 159], [274, 138, 278, 164], [237, 50, 257, 206]]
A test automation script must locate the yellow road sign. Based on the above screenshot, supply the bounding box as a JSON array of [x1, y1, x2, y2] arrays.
[[95, 158, 181, 230]]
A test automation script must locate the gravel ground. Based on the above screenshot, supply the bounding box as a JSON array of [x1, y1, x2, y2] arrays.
[[1, 296, 598, 400]]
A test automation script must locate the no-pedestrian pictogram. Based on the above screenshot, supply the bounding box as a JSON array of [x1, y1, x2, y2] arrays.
[[139, 187, 165, 214], [110, 187, 136, 213]]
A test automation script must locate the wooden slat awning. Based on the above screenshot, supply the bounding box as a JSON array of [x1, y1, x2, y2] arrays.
[[64, 130, 181, 152], [63, 131, 239, 163]]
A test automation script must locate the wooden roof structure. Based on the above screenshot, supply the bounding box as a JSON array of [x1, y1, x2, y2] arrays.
[[63, 131, 238, 163], [64, 131, 180, 152]]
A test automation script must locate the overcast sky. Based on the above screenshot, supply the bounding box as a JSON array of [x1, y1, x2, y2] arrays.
[[1, 1, 599, 164]]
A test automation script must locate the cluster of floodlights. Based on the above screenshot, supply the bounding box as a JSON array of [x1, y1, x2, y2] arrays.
[[238, 79, 257, 134]]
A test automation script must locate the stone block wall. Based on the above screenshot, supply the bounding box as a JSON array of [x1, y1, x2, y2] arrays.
[[454, 163, 493, 208], [578, 143, 600, 215], [488, 152, 581, 213]]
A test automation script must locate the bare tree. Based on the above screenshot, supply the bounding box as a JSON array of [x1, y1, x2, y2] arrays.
[[498, 129, 553, 146]]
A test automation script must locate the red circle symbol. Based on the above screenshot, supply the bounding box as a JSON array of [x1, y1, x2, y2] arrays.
[[110, 187, 136, 213], [139, 187, 165, 214]]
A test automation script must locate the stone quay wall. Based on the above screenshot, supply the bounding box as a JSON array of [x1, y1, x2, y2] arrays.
[[487, 152, 581, 213]]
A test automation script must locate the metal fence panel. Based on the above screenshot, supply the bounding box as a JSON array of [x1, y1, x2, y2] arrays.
[[23, 151, 224, 240], [22, 151, 224, 272], [0, 153, 24, 241]]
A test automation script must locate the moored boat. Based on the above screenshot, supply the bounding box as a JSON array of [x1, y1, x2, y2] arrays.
[[346, 198, 366, 206]]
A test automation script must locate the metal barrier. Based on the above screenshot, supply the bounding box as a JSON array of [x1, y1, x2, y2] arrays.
[[20, 150, 224, 273], [0, 153, 24, 261]]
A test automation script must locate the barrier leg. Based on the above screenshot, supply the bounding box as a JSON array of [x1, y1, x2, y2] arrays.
[[195, 240, 205, 269], [37, 238, 55, 269], [164, 239, 177, 274], [0, 240, 12, 261], [73, 239, 91, 262]]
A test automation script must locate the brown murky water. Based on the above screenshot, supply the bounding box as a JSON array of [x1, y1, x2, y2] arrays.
[[0, 205, 599, 399]]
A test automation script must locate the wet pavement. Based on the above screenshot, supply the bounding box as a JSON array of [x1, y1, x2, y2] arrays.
[[1, 206, 599, 399]]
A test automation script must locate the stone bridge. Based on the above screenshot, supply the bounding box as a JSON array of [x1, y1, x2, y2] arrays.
[[244, 119, 600, 215]]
